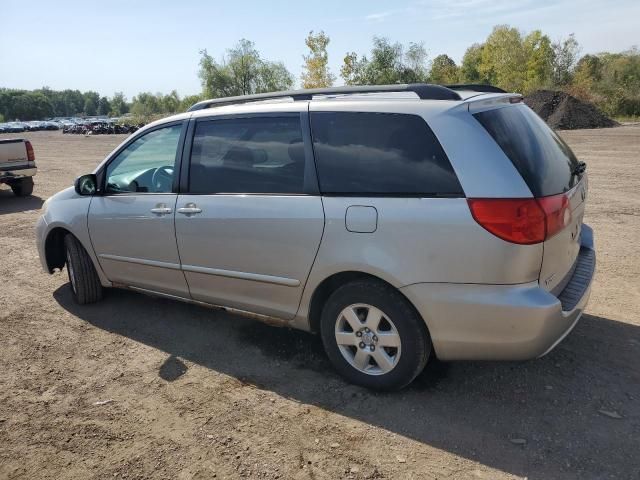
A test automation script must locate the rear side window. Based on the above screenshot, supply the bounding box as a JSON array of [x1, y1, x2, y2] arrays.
[[310, 112, 462, 195], [189, 116, 305, 194], [474, 105, 581, 197]]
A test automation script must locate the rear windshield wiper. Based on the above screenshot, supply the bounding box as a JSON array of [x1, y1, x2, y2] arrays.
[[572, 161, 587, 176]]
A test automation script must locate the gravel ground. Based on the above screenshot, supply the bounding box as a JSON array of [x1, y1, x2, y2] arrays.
[[0, 127, 639, 480]]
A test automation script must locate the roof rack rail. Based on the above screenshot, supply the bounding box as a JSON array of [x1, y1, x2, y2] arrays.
[[445, 84, 507, 94], [187, 83, 462, 111]]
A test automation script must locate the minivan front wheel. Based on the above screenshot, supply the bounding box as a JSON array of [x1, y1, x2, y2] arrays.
[[320, 280, 431, 390], [64, 234, 103, 305]]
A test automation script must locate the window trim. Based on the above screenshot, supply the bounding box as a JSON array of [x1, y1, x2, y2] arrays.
[[308, 111, 465, 198], [180, 112, 320, 196], [97, 120, 187, 196]]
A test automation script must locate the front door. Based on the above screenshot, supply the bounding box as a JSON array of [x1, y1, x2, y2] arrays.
[[89, 122, 190, 297], [175, 114, 325, 319]]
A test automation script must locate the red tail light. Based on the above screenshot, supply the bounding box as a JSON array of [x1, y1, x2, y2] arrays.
[[25, 141, 35, 162], [467, 198, 546, 244], [537, 193, 572, 239], [468, 192, 572, 245]]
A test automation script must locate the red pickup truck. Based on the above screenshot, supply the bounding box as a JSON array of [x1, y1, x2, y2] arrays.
[[0, 139, 37, 196]]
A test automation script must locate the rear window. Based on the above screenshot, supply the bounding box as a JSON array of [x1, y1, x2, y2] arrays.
[[310, 112, 462, 196], [474, 105, 581, 197]]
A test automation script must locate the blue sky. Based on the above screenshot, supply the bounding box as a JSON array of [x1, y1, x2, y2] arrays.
[[1, 0, 638, 99]]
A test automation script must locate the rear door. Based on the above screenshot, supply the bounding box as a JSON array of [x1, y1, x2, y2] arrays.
[[473, 104, 587, 293], [174, 112, 324, 319], [88, 122, 190, 297]]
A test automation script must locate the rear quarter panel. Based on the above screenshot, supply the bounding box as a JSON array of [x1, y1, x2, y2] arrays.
[[294, 197, 543, 326]]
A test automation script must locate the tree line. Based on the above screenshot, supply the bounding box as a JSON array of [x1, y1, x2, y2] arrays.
[[1, 24, 638, 122], [0, 87, 201, 122]]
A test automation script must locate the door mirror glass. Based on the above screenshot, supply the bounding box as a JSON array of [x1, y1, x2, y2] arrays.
[[74, 174, 97, 196]]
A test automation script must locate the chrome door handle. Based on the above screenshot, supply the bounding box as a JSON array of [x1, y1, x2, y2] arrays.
[[177, 203, 202, 215], [150, 203, 172, 215]]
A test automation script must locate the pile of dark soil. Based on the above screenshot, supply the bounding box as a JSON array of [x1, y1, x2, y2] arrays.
[[525, 90, 618, 130]]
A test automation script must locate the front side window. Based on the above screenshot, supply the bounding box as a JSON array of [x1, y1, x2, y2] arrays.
[[189, 116, 306, 194], [105, 124, 182, 194], [310, 112, 463, 195]]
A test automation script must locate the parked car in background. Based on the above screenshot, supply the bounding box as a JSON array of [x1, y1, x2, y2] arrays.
[[0, 138, 36, 196], [42, 121, 60, 130], [1, 123, 26, 133], [36, 83, 595, 390]]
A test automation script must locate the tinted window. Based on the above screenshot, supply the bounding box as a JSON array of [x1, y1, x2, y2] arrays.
[[310, 112, 462, 195], [189, 116, 306, 194], [474, 105, 582, 197], [105, 124, 182, 193]]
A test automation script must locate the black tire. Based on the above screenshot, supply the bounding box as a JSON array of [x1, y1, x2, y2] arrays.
[[10, 177, 34, 197], [64, 234, 103, 305], [320, 280, 431, 390]]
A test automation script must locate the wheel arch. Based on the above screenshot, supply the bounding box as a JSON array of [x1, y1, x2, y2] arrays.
[[44, 226, 72, 272], [306, 271, 430, 339]]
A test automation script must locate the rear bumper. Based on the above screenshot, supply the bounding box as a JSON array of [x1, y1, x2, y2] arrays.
[[0, 163, 37, 182], [401, 225, 596, 361]]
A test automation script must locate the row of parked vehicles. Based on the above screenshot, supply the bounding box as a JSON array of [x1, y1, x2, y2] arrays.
[[0, 117, 144, 135], [0, 121, 60, 133], [62, 121, 143, 135]]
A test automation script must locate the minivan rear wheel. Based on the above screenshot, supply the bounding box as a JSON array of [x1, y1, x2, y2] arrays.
[[320, 280, 430, 390], [64, 234, 103, 305]]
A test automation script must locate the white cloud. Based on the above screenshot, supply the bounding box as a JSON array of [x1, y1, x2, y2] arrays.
[[365, 10, 399, 22]]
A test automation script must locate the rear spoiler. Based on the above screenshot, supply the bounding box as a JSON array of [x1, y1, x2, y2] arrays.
[[464, 93, 524, 113], [445, 84, 507, 94]]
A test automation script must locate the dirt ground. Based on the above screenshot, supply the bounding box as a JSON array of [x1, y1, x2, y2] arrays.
[[0, 127, 638, 480]]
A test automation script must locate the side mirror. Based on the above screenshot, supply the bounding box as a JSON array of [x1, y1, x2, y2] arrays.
[[74, 174, 98, 196]]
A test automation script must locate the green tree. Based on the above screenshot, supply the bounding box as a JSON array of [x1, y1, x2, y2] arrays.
[[430, 54, 459, 84], [83, 91, 99, 116], [301, 31, 335, 88], [340, 37, 428, 85], [59, 90, 84, 116], [161, 90, 180, 113], [9, 92, 53, 120], [366, 37, 405, 84], [97, 97, 111, 116], [130, 92, 161, 117], [83, 98, 97, 116], [180, 94, 204, 111], [198, 39, 294, 98], [401, 43, 429, 83], [552, 34, 580, 86], [522, 30, 554, 93], [459, 43, 488, 83], [340, 51, 368, 85], [479, 25, 527, 92], [574, 48, 640, 116], [110, 92, 129, 116]]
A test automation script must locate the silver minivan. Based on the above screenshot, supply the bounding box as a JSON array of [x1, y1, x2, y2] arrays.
[[36, 84, 595, 390]]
